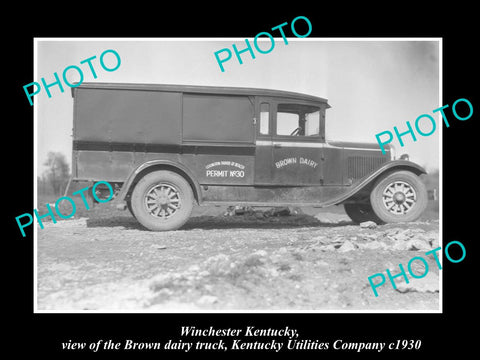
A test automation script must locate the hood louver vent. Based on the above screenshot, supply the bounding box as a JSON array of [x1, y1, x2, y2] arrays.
[[348, 156, 386, 180]]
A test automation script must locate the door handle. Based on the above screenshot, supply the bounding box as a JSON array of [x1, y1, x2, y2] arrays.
[[273, 143, 282, 148]]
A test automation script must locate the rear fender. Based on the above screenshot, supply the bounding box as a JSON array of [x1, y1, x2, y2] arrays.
[[116, 160, 202, 205]]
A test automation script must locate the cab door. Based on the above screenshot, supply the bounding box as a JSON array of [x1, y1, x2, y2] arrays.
[[254, 99, 273, 184], [254, 98, 324, 186]]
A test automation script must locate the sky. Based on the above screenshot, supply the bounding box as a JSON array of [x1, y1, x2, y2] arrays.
[[35, 38, 440, 175]]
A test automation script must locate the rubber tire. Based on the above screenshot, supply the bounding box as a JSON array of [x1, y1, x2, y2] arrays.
[[126, 199, 136, 219], [344, 202, 383, 224], [370, 170, 427, 223], [131, 170, 193, 231]]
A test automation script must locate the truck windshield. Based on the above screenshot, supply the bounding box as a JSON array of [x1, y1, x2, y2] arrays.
[[276, 103, 320, 137]]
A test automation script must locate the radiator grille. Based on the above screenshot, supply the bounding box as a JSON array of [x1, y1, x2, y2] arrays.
[[347, 156, 386, 179]]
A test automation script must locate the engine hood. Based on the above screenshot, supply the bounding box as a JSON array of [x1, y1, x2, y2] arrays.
[[327, 141, 389, 151]]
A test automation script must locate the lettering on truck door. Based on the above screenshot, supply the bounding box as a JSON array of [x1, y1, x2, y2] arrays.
[[254, 99, 324, 186]]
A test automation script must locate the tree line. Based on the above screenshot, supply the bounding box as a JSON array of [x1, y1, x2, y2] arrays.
[[37, 151, 70, 196]]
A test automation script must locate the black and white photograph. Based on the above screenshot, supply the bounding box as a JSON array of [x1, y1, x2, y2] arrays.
[[33, 38, 441, 312], [8, 8, 477, 357]]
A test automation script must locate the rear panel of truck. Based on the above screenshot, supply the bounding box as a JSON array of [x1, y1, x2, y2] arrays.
[[72, 87, 182, 181], [71, 84, 255, 185]]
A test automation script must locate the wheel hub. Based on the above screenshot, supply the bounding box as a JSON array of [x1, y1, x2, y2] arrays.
[[393, 191, 406, 204], [156, 193, 170, 206], [382, 181, 417, 215], [144, 183, 181, 219]]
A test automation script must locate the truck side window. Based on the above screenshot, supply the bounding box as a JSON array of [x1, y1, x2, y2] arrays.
[[277, 111, 299, 135], [305, 110, 320, 136], [259, 103, 270, 135], [276, 104, 320, 137]]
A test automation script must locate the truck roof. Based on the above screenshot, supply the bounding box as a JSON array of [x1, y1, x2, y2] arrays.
[[72, 82, 330, 106]]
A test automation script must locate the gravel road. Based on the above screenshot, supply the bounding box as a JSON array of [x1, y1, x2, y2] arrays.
[[36, 204, 440, 312]]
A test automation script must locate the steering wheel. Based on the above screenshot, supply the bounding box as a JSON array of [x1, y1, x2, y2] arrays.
[[290, 127, 302, 136]]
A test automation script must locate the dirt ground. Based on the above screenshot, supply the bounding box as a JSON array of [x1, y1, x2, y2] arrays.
[[36, 203, 440, 312]]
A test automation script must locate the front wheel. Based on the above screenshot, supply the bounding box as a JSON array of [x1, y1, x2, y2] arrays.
[[131, 170, 194, 231], [370, 170, 427, 223], [126, 199, 136, 219]]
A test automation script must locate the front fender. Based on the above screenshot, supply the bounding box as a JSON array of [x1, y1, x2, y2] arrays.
[[325, 160, 427, 207]]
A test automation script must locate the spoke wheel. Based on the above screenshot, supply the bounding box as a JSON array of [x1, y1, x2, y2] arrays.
[[370, 171, 427, 223], [382, 180, 417, 215], [131, 170, 193, 231], [144, 183, 181, 219]]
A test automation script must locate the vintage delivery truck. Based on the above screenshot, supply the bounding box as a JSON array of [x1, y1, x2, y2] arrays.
[[68, 82, 428, 231]]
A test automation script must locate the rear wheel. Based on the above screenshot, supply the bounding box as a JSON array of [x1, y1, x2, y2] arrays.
[[370, 170, 427, 223], [131, 170, 194, 231], [344, 202, 382, 224]]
